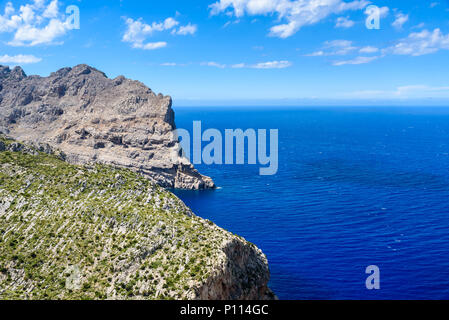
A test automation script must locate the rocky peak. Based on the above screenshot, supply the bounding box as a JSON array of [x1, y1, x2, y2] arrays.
[[0, 64, 215, 189], [0, 66, 11, 79], [0, 65, 27, 81], [70, 64, 107, 77], [50, 67, 72, 78], [9, 66, 26, 81]]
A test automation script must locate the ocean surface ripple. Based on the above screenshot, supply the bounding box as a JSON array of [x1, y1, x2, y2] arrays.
[[173, 107, 449, 300]]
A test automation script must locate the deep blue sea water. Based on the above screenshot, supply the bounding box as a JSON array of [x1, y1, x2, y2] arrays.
[[172, 106, 449, 300]]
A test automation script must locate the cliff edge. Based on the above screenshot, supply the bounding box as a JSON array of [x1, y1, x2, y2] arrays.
[[0, 64, 214, 190], [0, 137, 275, 299]]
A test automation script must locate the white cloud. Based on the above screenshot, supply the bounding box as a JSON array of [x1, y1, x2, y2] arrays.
[[10, 18, 69, 46], [42, 0, 58, 19], [163, 17, 179, 30], [172, 23, 197, 35], [201, 60, 292, 69], [380, 6, 389, 17], [305, 50, 325, 57], [201, 61, 227, 68], [389, 28, 449, 56], [134, 41, 167, 50], [335, 16, 355, 28], [363, 5, 389, 19], [377, 6, 389, 18], [411, 22, 425, 30], [325, 40, 357, 53], [209, 0, 370, 38], [123, 18, 175, 45], [359, 46, 378, 53], [345, 84, 449, 99], [305, 39, 358, 56], [160, 62, 192, 67], [252, 60, 292, 69], [307, 27, 449, 67], [222, 19, 240, 28], [395, 85, 449, 96], [0, 0, 75, 46], [123, 16, 196, 50], [4, 2, 14, 16], [392, 12, 408, 30], [231, 63, 245, 68], [332, 55, 379, 66], [0, 54, 42, 64]]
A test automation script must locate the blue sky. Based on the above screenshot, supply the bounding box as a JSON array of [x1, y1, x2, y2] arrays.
[[1, 0, 449, 106]]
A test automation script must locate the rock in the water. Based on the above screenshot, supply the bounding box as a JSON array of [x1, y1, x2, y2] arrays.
[[0, 64, 214, 190]]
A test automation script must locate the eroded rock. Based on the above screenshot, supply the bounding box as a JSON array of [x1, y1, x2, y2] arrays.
[[0, 64, 214, 189]]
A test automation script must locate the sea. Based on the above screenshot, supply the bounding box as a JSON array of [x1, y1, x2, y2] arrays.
[[172, 106, 449, 300]]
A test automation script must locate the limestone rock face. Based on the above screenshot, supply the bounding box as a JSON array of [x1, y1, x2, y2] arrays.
[[0, 64, 214, 190]]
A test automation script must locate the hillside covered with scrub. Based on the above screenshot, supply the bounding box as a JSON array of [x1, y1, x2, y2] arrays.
[[0, 136, 274, 300]]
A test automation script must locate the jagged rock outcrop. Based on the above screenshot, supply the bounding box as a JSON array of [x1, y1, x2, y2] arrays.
[[0, 137, 274, 300], [0, 64, 214, 190]]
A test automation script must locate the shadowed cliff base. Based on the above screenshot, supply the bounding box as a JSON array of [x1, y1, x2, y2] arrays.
[[196, 239, 277, 300]]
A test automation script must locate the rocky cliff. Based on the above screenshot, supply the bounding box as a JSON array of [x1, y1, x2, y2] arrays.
[[0, 64, 214, 190], [0, 137, 275, 300]]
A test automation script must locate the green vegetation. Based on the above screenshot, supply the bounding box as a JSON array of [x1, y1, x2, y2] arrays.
[[0, 136, 240, 300]]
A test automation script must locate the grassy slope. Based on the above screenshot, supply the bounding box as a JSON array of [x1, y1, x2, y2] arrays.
[[0, 136, 248, 300]]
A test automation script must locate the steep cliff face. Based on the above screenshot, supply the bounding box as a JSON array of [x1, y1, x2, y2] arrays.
[[0, 137, 274, 300], [0, 64, 214, 190]]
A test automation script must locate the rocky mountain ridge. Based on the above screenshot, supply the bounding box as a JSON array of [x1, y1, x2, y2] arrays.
[[0, 64, 214, 190]]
